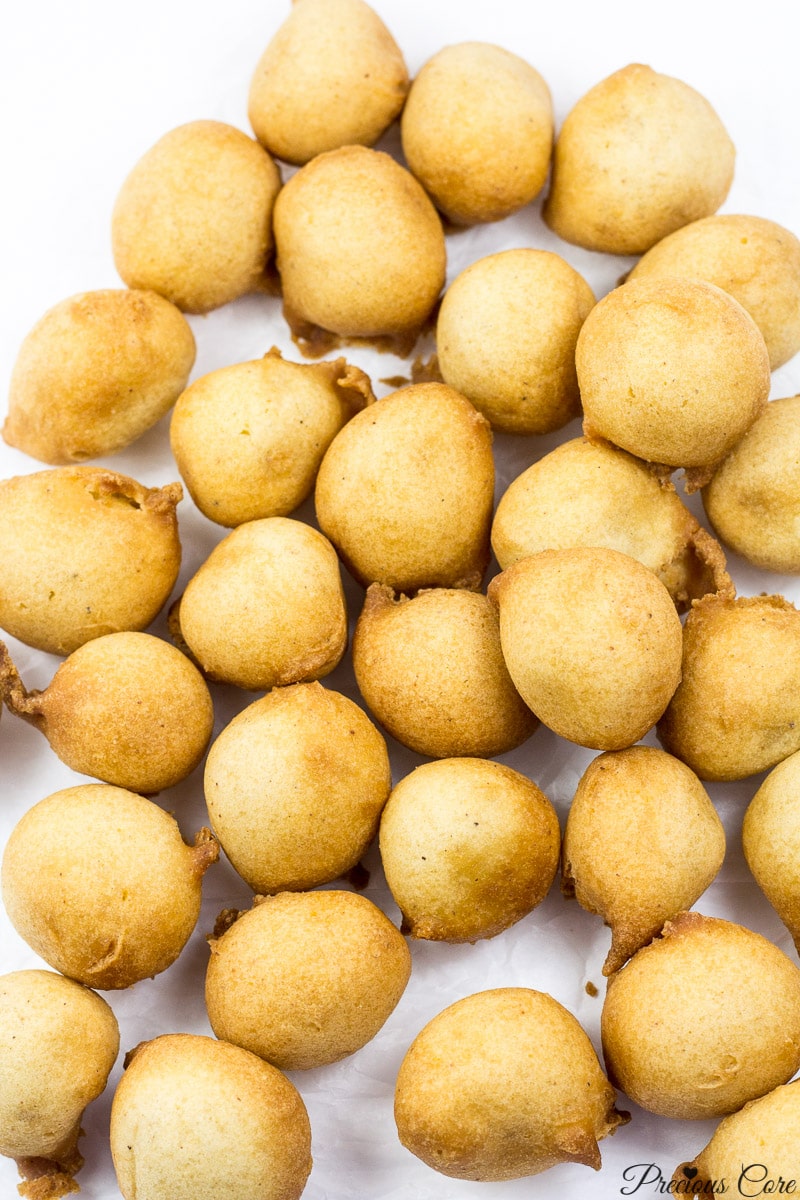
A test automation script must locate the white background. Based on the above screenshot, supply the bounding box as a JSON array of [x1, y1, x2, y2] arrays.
[[2, 1, 800, 1198]]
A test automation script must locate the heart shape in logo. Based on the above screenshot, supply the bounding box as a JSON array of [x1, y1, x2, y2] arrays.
[[683, 1166, 699, 1179]]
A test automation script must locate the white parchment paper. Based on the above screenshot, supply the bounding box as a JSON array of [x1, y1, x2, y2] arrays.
[[2, 2, 800, 1197]]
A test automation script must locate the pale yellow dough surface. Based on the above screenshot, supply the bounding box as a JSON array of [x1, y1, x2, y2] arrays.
[[395, 988, 627, 1180], [206, 890, 411, 1071], [316, 383, 494, 592], [544, 63, 735, 254], [248, 0, 408, 164], [703, 395, 800, 573], [111, 1034, 311, 1200], [437, 250, 594, 434], [489, 547, 682, 751], [380, 758, 559, 943], [353, 585, 537, 758], [204, 682, 391, 893], [175, 517, 347, 691], [401, 42, 553, 226], [0, 467, 182, 656], [274, 146, 445, 342], [602, 912, 800, 1119], [4, 289, 195, 465], [629, 214, 800, 369], [577, 277, 770, 477], [112, 120, 281, 314]]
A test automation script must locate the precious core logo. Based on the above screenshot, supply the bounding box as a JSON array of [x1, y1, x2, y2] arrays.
[[620, 1163, 798, 1195]]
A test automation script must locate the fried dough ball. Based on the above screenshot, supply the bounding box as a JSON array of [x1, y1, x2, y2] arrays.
[[0, 970, 119, 1200], [628, 214, 800, 369], [491, 437, 732, 610], [673, 1081, 800, 1193], [562, 747, 725, 975], [395, 989, 628, 1181], [112, 120, 281, 314], [401, 43, 552, 226], [110, 1034, 311, 1200], [273, 146, 445, 347], [1, 785, 219, 990], [3, 290, 195, 465], [601, 912, 800, 1119], [206, 890, 411, 1070], [543, 63, 735, 255], [170, 347, 375, 527], [173, 517, 346, 691], [204, 682, 390, 893], [436, 250, 594, 434], [743, 750, 800, 955], [0, 467, 182, 656], [488, 548, 683, 751], [380, 759, 559, 943], [248, 0, 408, 165], [657, 594, 800, 781], [352, 585, 536, 757], [315, 383, 494, 591], [577, 277, 770, 481], [703, 395, 800, 573], [0, 634, 213, 794]]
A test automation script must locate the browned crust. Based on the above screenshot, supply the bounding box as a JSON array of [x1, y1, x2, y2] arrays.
[[690, 590, 798, 617], [410, 353, 443, 385], [603, 923, 653, 978], [582, 424, 676, 471], [341, 862, 371, 891], [552, 1125, 603, 1170], [122, 1040, 149, 1071], [283, 297, 441, 362], [321, 358, 376, 416], [210, 906, 245, 942], [263, 344, 376, 416], [285, 303, 426, 361], [16, 1137, 84, 1199], [582, 427, 728, 495], [381, 355, 443, 388], [252, 257, 282, 298], [190, 828, 220, 877], [361, 582, 406, 618], [82, 469, 182, 521], [683, 464, 716, 493], [663, 526, 735, 612], [166, 597, 201, 668], [687, 526, 735, 601], [0, 642, 45, 729], [378, 373, 410, 388], [560, 854, 576, 900], [658, 910, 709, 941]]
